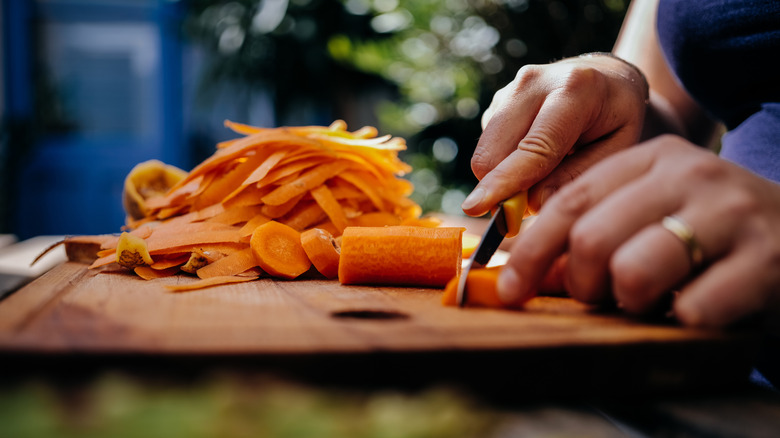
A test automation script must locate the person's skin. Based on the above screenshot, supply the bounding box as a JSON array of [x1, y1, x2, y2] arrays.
[[462, 0, 780, 327]]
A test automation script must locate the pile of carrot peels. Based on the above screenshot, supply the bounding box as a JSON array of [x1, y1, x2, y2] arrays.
[[75, 120, 465, 291]]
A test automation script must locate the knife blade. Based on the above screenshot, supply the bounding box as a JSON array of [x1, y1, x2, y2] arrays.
[[456, 192, 527, 307]]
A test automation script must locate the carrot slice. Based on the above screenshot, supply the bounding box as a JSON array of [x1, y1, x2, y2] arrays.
[[166, 275, 259, 292], [250, 221, 311, 279], [441, 267, 505, 307], [309, 185, 349, 233], [338, 226, 464, 288], [300, 228, 340, 279], [196, 247, 257, 279]]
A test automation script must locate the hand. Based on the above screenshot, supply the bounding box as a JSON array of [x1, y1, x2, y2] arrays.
[[462, 54, 649, 217], [497, 135, 780, 327]]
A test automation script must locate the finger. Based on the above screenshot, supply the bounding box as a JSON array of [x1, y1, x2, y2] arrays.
[[497, 145, 659, 304], [527, 125, 641, 214], [563, 173, 679, 304], [674, 248, 780, 327], [609, 224, 693, 313], [464, 93, 598, 217]]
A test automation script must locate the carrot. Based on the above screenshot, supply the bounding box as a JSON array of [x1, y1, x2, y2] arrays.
[[300, 228, 340, 279], [150, 254, 190, 270], [261, 161, 350, 206], [279, 202, 327, 231], [135, 265, 180, 280], [461, 233, 481, 258], [165, 275, 259, 292], [309, 185, 349, 233], [196, 247, 257, 279], [206, 205, 266, 225], [440, 267, 505, 307], [260, 193, 306, 218], [250, 221, 311, 279], [338, 226, 464, 288], [238, 214, 272, 238], [336, 171, 385, 211], [348, 211, 401, 227]]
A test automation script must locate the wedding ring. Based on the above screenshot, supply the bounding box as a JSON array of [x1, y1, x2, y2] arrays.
[[661, 215, 703, 268]]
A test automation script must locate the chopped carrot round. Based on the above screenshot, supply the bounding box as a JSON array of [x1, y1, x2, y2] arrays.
[[250, 221, 311, 279], [441, 267, 505, 307]]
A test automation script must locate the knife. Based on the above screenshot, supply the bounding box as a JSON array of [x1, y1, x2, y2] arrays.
[[456, 191, 527, 307]]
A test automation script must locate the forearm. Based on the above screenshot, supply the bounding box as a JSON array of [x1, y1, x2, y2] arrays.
[[613, 0, 719, 147]]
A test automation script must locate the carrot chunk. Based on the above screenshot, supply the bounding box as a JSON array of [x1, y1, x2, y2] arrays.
[[300, 228, 340, 279], [338, 226, 464, 288], [441, 267, 505, 307], [250, 221, 311, 279]]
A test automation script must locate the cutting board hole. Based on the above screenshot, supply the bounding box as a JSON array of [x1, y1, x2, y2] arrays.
[[331, 309, 409, 321]]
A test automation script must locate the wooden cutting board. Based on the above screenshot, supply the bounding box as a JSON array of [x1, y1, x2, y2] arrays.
[[0, 261, 758, 395]]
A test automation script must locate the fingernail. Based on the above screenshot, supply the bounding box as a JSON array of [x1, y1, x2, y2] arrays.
[[461, 187, 485, 211], [497, 267, 525, 304]]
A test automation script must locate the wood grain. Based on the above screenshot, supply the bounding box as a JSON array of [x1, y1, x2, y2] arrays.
[[0, 262, 759, 395]]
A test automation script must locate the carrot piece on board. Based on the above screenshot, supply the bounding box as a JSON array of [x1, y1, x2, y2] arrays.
[[196, 247, 257, 279], [300, 228, 340, 279], [261, 161, 350, 206], [250, 221, 311, 279], [309, 185, 349, 233], [338, 226, 464, 288], [165, 275, 259, 292], [441, 267, 505, 307]]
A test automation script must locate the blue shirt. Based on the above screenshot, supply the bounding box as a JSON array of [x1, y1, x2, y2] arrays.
[[656, 0, 780, 182]]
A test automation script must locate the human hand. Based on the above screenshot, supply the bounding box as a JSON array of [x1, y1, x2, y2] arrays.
[[462, 53, 649, 217], [497, 135, 780, 327]]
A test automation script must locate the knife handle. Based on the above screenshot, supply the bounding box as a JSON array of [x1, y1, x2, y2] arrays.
[[498, 192, 527, 238]]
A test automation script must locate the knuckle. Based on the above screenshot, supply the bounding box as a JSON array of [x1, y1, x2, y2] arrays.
[[685, 153, 728, 183], [520, 128, 564, 160], [470, 147, 495, 179], [569, 222, 608, 262], [555, 64, 606, 97], [513, 64, 543, 88], [549, 182, 593, 218]]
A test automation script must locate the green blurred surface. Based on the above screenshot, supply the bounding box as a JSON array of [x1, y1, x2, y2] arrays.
[[0, 373, 504, 438]]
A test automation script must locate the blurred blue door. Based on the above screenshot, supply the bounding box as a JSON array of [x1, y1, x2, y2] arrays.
[[3, 0, 185, 238]]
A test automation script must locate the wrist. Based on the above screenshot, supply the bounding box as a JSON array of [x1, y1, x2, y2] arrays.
[[579, 52, 650, 104]]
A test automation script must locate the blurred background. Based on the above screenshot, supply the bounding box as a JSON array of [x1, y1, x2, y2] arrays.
[[0, 0, 629, 239]]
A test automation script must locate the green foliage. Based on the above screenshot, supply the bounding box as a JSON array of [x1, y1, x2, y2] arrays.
[[0, 374, 504, 438], [184, 0, 629, 213]]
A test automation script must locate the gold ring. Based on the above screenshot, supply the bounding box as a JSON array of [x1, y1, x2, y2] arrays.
[[661, 215, 703, 267]]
